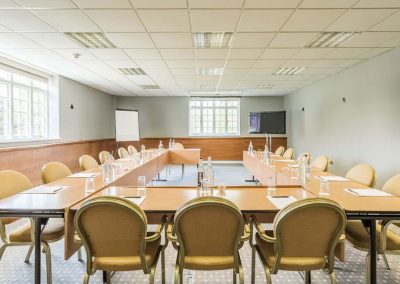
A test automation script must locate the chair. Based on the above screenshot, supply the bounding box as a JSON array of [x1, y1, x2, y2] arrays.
[[297, 152, 310, 164], [41, 161, 72, 184], [174, 142, 184, 150], [0, 170, 66, 284], [79, 155, 99, 171], [274, 146, 285, 156], [167, 196, 250, 284], [345, 175, 400, 280], [311, 156, 329, 172], [345, 163, 376, 187], [282, 148, 294, 159], [118, 147, 130, 159], [128, 145, 138, 155], [251, 198, 346, 284], [99, 151, 110, 165], [74, 196, 167, 284]]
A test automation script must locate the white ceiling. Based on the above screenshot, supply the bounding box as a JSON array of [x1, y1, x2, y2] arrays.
[[0, 0, 399, 96]]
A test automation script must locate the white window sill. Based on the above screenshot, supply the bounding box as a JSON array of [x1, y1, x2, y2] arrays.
[[0, 138, 61, 148]]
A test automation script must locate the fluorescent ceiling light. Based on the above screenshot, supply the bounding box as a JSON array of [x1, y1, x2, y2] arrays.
[[118, 68, 146, 75], [193, 32, 233, 48], [256, 84, 275, 89], [274, 67, 304, 75], [65, 33, 116, 48], [198, 67, 224, 76], [189, 90, 242, 95], [306, 32, 361, 48], [139, 85, 160, 89]]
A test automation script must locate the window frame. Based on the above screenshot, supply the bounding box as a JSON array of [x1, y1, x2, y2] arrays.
[[188, 97, 241, 137]]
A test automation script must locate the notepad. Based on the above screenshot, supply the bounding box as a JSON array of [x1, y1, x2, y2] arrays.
[[276, 159, 294, 162], [267, 196, 297, 209], [68, 173, 100, 178], [345, 188, 393, 197], [315, 176, 350, 182], [124, 196, 146, 206], [22, 185, 68, 194]]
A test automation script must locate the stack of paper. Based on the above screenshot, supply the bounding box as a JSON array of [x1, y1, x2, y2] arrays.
[[68, 173, 100, 178], [267, 196, 297, 209], [22, 185, 67, 194], [345, 188, 393, 197], [315, 176, 350, 182], [124, 196, 146, 206]]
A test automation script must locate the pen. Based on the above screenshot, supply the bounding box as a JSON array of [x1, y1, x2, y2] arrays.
[[123, 196, 141, 198], [347, 189, 359, 195], [271, 196, 290, 198]]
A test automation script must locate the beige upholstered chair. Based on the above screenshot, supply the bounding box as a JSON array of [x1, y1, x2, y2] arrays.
[[345, 175, 400, 279], [74, 196, 167, 284], [345, 163, 376, 187], [41, 161, 72, 184], [167, 196, 250, 284], [118, 147, 130, 159], [274, 146, 285, 156], [174, 142, 184, 150], [251, 198, 346, 284], [297, 152, 310, 164], [79, 155, 99, 171], [282, 148, 294, 159], [0, 170, 66, 284], [99, 151, 110, 165], [127, 145, 138, 155], [312, 156, 329, 172]]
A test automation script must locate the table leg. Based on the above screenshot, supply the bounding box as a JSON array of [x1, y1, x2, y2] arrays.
[[369, 220, 377, 284], [34, 217, 42, 284]]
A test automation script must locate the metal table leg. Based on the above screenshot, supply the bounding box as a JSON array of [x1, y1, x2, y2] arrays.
[[34, 217, 42, 284], [369, 220, 377, 284]]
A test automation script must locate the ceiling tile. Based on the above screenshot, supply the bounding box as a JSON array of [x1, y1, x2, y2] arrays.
[[0, 0, 22, 8], [326, 9, 396, 31], [17, 0, 76, 8], [159, 49, 194, 59], [107, 33, 154, 48], [194, 49, 229, 59], [22, 32, 79, 48], [0, 48, 63, 60], [74, 0, 132, 8], [238, 10, 293, 32], [228, 49, 264, 59], [0, 24, 11, 31], [380, 34, 400, 47], [104, 59, 138, 68], [252, 59, 286, 68], [354, 0, 400, 8], [132, 0, 187, 8], [166, 59, 196, 68], [302, 67, 344, 75], [231, 33, 275, 48], [260, 48, 298, 59], [247, 68, 276, 75], [89, 49, 130, 60], [299, 0, 358, 8], [291, 48, 335, 59], [124, 49, 161, 59], [151, 33, 192, 48], [283, 59, 316, 67], [244, 0, 301, 8], [137, 10, 189, 32], [196, 59, 226, 68], [170, 68, 197, 75], [135, 60, 167, 69], [0, 33, 41, 48], [342, 32, 400, 47], [189, 0, 244, 8], [85, 10, 145, 32], [323, 48, 370, 59], [52, 48, 97, 60], [225, 59, 256, 68], [269, 33, 318, 47], [33, 9, 100, 32], [310, 59, 349, 68], [282, 9, 346, 31], [128, 75, 155, 85], [336, 59, 362, 68], [355, 47, 392, 58], [370, 11, 400, 31], [190, 10, 241, 32], [0, 10, 54, 31]]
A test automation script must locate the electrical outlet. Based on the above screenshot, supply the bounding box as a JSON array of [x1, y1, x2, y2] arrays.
[[329, 160, 334, 165]]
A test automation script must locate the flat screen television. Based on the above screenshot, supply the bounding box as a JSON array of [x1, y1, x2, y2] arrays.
[[248, 111, 286, 134]]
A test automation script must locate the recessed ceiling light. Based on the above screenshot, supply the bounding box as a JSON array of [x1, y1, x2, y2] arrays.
[[189, 90, 242, 96], [198, 67, 224, 76], [64, 32, 116, 48], [193, 32, 233, 48], [118, 68, 146, 76], [139, 85, 160, 89], [306, 32, 361, 48], [256, 84, 275, 89], [274, 67, 305, 75]]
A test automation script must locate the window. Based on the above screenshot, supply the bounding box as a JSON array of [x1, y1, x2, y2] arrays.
[[0, 66, 48, 141], [189, 98, 240, 136]]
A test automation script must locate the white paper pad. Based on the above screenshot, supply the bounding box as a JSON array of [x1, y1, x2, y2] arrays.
[[345, 188, 393, 197], [68, 173, 100, 178], [22, 185, 68, 194], [267, 196, 297, 209], [315, 176, 350, 182], [124, 196, 146, 206], [276, 159, 294, 162]]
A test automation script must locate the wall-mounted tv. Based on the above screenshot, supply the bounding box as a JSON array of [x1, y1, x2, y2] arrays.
[[248, 111, 286, 134]]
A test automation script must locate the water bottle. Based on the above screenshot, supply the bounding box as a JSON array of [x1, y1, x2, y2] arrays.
[[300, 156, 310, 186], [158, 140, 164, 154], [102, 160, 111, 183], [248, 141, 254, 155], [168, 139, 172, 149], [204, 157, 215, 188], [197, 158, 204, 189], [172, 139, 176, 149], [262, 145, 270, 165]]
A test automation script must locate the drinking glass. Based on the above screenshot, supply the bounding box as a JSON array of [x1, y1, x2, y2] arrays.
[[319, 180, 330, 196], [137, 176, 147, 197], [269, 170, 277, 190], [85, 178, 95, 193]]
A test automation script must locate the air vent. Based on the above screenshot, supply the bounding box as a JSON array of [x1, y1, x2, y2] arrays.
[[64, 32, 116, 48], [193, 32, 233, 48], [256, 84, 275, 89], [140, 85, 160, 89], [118, 68, 146, 75], [198, 67, 224, 76], [306, 32, 361, 48], [274, 67, 304, 75]]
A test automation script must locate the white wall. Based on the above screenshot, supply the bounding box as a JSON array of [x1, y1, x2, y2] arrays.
[[284, 48, 400, 186], [115, 96, 284, 138]]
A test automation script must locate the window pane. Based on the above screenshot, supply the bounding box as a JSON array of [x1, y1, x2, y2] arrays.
[[0, 83, 10, 137], [13, 74, 32, 86], [12, 86, 30, 138]]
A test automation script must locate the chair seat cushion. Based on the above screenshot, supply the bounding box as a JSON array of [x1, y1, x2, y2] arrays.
[[9, 218, 65, 242], [345, 220, 400, 251], [184, 256, 234, 270], [255, 232, 327, 271], [93, 234, 161, 271]]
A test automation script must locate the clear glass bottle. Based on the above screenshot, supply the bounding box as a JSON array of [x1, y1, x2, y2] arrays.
[[197, 158, 204, 189], [262, 145, 270, 165], [300, 155, 310, 186], [172, 139, 175, 149], [204, 156, 215, 188], [158, 140, 164, 154], [168, 139, 172, 149], [248, 141, 254, 155]]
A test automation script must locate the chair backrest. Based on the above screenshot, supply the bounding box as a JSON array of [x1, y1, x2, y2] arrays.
[[174, 142, 184, 150], [274, 146, 285, 155], [79, 155, 99, 171], [127, 145, 138, 155], [118, 147, 130, 159], [311, 156, 329, 172], [382, 174, 400, 196], [0, 170, 33, 199], [99, 151, 110, 165], [272, 198, 346, 273], [41, 161, 72, 184], [345, 163, 376, 187], [297, 152, 310, 164], [173, 197, 244, 268], [74, 196, 149, 271], [282, 148, 294, 159]]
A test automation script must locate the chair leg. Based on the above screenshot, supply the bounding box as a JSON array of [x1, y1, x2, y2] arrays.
[[83, 272, 90, 284], [239, 264, 244, 284], [161, 248, 166, 284], [25, 244, 34, 263], [181, 164, 184, 178], [251, 246, 256, 284], [365, 252, 370, 284], [304, 271, 311, 284], [0, 243, 9, 261], [264, 267, 272, 284], [328, 271, 337, 284], [42, 242, 52, 284], [174, 260, 180, 284], [149, 265, 156, 284], [233, 269, 237, 284], [77, 248, 83, 262], [106, 271, 111, 284], [381, 253, 390, 270]]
